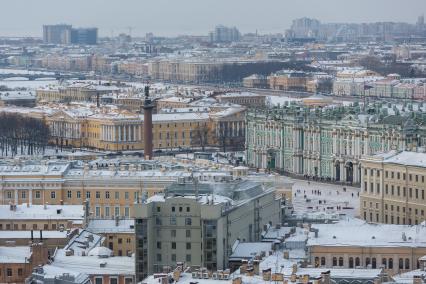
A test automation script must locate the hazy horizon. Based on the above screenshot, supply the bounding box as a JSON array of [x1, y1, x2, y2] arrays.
[[0, 0, 425, 37]]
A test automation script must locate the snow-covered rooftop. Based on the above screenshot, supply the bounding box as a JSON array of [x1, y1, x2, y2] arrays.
[[86, 219, 134, 234], [308, 218, 426, 248], [0, 204, 83, 220], [51, 248, 134, 276], [0, 246, 31, 263]]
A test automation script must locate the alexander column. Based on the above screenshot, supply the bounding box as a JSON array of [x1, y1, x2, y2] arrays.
[[143, 85, 154, 160]]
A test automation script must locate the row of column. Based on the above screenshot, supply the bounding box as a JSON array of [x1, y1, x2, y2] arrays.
[[51, 121, 80, 139], [217, 121, 244, 138], [102, 125, 141, 142]]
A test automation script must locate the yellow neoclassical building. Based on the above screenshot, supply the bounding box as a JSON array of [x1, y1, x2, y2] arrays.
[[0, 102, 247, 152], [308, 218, 426, 276], [360, 151, 426, 226], [0, 159, 193, 218]]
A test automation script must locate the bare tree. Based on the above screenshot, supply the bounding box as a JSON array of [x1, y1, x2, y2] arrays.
[[0, 113, 50, 157], [191, 125, 210, 151]]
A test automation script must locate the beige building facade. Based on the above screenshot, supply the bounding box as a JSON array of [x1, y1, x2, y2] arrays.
[[360, 151, 426, 225]]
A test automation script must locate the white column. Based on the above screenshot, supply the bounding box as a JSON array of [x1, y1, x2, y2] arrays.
[[118, 126, 122, 141], [29, 189, 32, 205], [14, 189, 18, 204], [132, 125, 135, 141]]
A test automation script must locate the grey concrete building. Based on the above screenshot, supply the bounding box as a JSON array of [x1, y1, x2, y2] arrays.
[[134, 180, 281, 281]]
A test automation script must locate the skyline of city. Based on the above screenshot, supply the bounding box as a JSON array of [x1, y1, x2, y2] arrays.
[[0, 0, 426, 37]]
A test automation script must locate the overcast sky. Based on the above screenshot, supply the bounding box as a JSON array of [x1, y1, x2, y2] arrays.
[[0, 0, 425, 37]]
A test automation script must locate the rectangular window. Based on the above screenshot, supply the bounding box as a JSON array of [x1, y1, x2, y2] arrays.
[[105, 206, 110, 217], [186, 230, 191, 238], [95, 206, 101, 217], [67, 190, 72, 198], [186, 242, 191, 250], [110, 278, 118, 284], [186, 254, 191, 262], [77, 191, 81, 198], [171, 230, 176, 238], [124, 207, 130, 217], [105, 191, 110, 199], [96, 191, 100, 199], [35, 191, 41, 199], [21, 191, 26, 199], [172, 254, 176, 262], [95, 277, 103, 284], [115, 206, 120, 217], [115, 191, 120, 199], [185, 218, 192, 226], [125, 192, 129, 200], [170, 217, 176, 225], [51, 191, 56, 199], [7, 268, 12, 277], [157, 254, 162, 262], [172, 242, 176, 249], [86, 191, 91, 199]]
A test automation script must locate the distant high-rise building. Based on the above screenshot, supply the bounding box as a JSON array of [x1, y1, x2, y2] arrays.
[[418, 14, 425, 27], [289, 17, 321, 39], [209, 25, 240, 43], [43, 25, 98, 45], [43, 24, 72, 44], [70, 27, 98, 45]]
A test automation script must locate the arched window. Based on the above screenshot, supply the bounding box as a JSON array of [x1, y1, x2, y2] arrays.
[[333, 257, 337, 267], [314, 257, 320, 267], [399, 258, 404, 269], [382, 258, 387, 269], [366, 257, 371, 267], [389, 258, 393, 269], [355, 257, 360, 267], [321, 257, 326, 266], [405, 258, 410, 270], [349, 257, 354, 268], [339, 257, 344, 267], [372, 258, 377, 269]]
